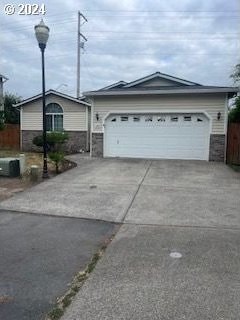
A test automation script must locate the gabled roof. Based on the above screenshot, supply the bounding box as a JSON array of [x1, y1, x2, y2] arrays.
[[84, 71, 238, 98], [14, 89, 91, 107], [123, 71, 201, 88]]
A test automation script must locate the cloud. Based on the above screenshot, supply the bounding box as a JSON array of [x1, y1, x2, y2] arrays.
[[1, 0, 239, 98]]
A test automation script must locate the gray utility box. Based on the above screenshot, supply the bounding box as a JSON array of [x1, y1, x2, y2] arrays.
[[0, 158, 20, 177]]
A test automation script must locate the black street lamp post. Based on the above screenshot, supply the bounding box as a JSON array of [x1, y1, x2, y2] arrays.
[[34, 19, 50, 178]]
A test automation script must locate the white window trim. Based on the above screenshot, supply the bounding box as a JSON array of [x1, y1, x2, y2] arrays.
[[46, 113, 63, 131], [46, 102, 64, 132]]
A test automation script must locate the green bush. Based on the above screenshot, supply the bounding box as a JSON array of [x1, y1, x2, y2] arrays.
[[48, 151, 65, 174], [47, 131, 69, 147], [32, 131, 69, 173], [32, 132, 69, 151]]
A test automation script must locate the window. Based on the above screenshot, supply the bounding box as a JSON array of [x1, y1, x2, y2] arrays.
[[197, 118, 203, 122], [171, 116, 178, 122], [121, 116, 128, 121], [46, 103, 63, 131], [145, 116, 153, 122], [133, 116, 140, 122], [111, 118, 117, 122], [184, 116, 191, 122], [157, 116, 166, 122]]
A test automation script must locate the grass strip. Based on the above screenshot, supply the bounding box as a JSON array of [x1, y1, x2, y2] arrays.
[[45, 231, 117, 320]]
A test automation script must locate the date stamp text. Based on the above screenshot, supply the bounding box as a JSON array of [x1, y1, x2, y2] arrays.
[[4, 3, 46, 15]]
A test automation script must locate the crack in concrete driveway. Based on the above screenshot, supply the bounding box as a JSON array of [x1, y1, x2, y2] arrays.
[[0, 157, 240, 228]]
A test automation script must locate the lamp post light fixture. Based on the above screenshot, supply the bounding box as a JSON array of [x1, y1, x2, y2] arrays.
[[34, 19, 50, 178]]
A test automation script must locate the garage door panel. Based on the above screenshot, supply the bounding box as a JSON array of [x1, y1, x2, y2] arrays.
[[104, 113, 210, 160]]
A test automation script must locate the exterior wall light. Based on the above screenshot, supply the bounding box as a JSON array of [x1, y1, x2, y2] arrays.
[[96, 113, 99, 121], [217, 112, 221, 120]]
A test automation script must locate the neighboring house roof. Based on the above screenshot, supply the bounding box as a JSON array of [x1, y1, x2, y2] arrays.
[[84, 72, 238, 97], [14, 89, 91, 107]]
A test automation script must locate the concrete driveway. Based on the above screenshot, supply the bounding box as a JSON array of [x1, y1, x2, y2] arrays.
[[59, 157, 240, 320], [125, 159, 240, 227], [1, 157, 240, 228], [1, 157, 240, 320]]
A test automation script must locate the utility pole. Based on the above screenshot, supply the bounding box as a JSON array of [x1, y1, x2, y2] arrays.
[[76, 11, 87, 98]]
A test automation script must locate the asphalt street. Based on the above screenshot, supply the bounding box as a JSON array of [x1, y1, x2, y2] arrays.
[[0, 211, 116, 320]]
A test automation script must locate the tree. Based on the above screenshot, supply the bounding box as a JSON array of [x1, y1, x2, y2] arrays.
[[32, 131, 69, 173], [230, 64, 240, 84], [229, 96, 240, 123], [228, 65, 240, 122], [4, 92, 21, 124]]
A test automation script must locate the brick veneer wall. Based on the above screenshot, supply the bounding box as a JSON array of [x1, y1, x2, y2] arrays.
[[92, 133, 103, 157], [209, 134, 225, 162], [22, 130, 87, 153]]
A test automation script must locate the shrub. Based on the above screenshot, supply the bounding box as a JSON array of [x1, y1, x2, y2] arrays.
[[48, 152, 65, 174], [32, 132, 68, 151], [32, 131, 69, 173], [47, 131, 69, 147]]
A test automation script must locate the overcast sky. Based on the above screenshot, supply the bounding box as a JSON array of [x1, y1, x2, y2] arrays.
[[1, 0, 239, 99]]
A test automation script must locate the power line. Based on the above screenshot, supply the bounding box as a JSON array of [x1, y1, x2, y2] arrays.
[[1, 18, 77, 32], [2, 37, 239, 47], [86, 15, 240, 19], [2, 12, 238, 31], [83, 52, 239, 56], [5, 52, 238, 63], [82, 9, 240, 13], [85, 31, 240, 34], [86, 37, 239, 40]]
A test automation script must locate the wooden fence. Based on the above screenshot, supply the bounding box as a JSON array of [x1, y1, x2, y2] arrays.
[[227, 123, 240, 165], [0, 124, 20, 150]]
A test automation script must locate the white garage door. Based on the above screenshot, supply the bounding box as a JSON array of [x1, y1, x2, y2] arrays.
[[104, 113, 210, 160]]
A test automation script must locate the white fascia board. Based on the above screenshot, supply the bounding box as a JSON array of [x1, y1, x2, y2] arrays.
[[14, 90, 91, 108], [100, 81, 127, 90], [84, 88, 239, 97]]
